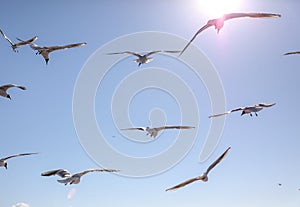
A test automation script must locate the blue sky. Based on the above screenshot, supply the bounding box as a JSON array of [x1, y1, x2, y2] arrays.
[[1, 0, 300, 207]]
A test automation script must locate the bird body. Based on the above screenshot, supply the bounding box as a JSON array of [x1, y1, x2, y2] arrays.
[[209, 103, 276, 118], [121, 125, 195, 138], [0, 29, 37, 52], [165, 147, 231, 191], [28, 42, 87, 64], [42, 168, 119, 185], [0, 84, 26, 99], [0, 153, 38, 169], [179, 12, 281, 56]]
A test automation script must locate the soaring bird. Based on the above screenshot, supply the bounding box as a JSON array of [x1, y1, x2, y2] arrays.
[[121, 125, 195, 138], [165, 147, 231, 191], [179, 12, 281, 56], [27, 42, 87, 64], [41, 168, 119, 185], [0, 153, 38, 169], [0, 29, 37, 52], [209, 103, 276, 118], [284, 51, 300, 56], [0, 84, 26, 99], [107, 50, 180, 66]]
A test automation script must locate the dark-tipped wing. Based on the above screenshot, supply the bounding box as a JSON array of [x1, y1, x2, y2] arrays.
[[15, 36, 38, 46], [120, 127, 146, 131], [0, 29, 13, 46], [162, 50, 181, 54], [205, 147, 231, 175], [76, 168, 119, 177], [0, 84, 26, 91], [106, 51, 141, 57], [41, 169, 71, 178], [223, 12, 281, 21], [256, 103, 276, 108], [284, 51, 300, 55], [165, 176, 203, 191], [0, 152, 38, 162], [209, 107, 243, 118], [47, 42, 87, 52], [156, 126, 195, 131], [179, 23, 214, 56]]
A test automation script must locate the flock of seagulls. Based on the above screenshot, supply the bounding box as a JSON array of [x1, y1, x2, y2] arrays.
[[2, 9, 300, 200]]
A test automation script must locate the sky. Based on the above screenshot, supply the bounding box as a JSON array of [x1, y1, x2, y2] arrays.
[[1, 0, 300, 207]]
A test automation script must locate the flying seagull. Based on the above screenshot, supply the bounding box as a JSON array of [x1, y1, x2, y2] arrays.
[[209, 103, 276, 118], [0, 29, 37, 52], [27, 42, 87, 64], [179, 12, 281, 56], [0, 84, 26, 99], [165, 147, 231, 191], [0, 153, 38, 169], [41, 168, 119, 185], [107, 50, 180, 66], [283, 51, 300, 56], [121, 125, 195, 138]]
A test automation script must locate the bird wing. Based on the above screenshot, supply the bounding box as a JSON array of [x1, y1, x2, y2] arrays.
[[205, 147, 231, 175], [75, 168, 119, 177], [15, 36, 38, 46], [29, 43, 44, 50], [161, 50, 181, 54], [284, 51, 300, 55], [256, 103, 276, 108], [179, 22, 214, 56], [223, 12, 281, 21], [0, 152, 37, 162], [46, 42, 87, 52], [156, 126, 195, 131], [120, 127, 146, 131], [0, 29, 14, 46], [165, 176, 203, 191], [41, 169, 72, 178], [208, 107, 244, 118], [145, 50, 162, 56], [0, 84, 26, 91], [106, 51, 142, 57]]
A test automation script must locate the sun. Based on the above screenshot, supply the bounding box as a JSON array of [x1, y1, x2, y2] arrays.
[[197, 0, 242, 18]]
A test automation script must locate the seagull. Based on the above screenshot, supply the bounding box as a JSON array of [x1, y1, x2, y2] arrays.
[[165, 147, 231, 191], [0, 153, 38, 169], [41, 168, 119, 185], [283, 51, 300, 55], [107, 50, 180, 66], [0, 84, 26, 99], [121, 125, 195, 138], [208, 103, 276, 118], [0, 29, 37, 52], [179, 12, 281, 56], [27, 42, 87, 64]]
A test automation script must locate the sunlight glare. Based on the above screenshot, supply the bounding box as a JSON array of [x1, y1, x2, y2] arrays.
[[197, 0, 242, 18]]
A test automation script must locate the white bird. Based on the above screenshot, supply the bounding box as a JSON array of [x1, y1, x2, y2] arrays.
[[165, 147, 230, 191], [179, 12, 281, 56], [0, 153, 38, 169], [0, 29, 37, 52], [0, 84, 26, 99], [121, 125, 195, 138], [27, 42, 87, 64], [208, 103, 276, 118], [284, 51, 300, 56], [41, 168, 119, 185], [107, 50, 180, 66]]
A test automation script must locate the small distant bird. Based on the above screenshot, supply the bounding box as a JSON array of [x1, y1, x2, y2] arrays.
[[27, 42, 87, 64], [41, 168, 119, 185], [208, 103, 276, 118], [283, 51, 300, 56], [0, 84, 26, 99], [121, 125, 195, 138], [165, 147, 231, 191], [0, 29, 37, 52], [0, 153, 38, 169], [107, 50, 180, 66], [179, 12, 281, 56], [278, 183, 282, 186]]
